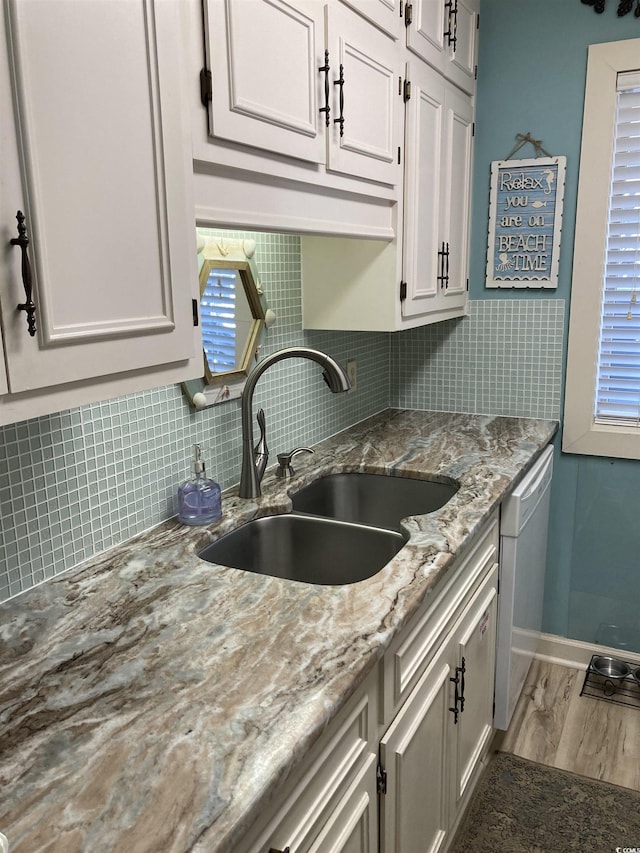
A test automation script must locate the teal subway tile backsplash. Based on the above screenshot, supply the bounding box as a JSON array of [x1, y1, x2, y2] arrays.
[[0, 231, 389, 601], [391, 300, 564, 419], [0, 225, 564, 604]]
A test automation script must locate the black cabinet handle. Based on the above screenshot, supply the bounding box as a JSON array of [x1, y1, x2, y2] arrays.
[[449, 671, 460, 724], [10, 210, 37, 337], [334, 63, 345, 137], [444, 241, 450, 289], [444, 0, 458, 49], [319, 49, 331, 127], [437, 242, 450, 290], [458, 656, 466, 712]]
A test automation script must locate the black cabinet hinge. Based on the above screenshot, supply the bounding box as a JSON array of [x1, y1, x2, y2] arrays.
[[377, 764, 387, 795], [466, 277, 469, 292], [477, 12, 480, 28], [403, 79, 412, 102], [474, 64, 478, 80], [398, 146, 401, 165], [472, 121, 475, 137], [192, 298, 199, 327], [200, 67, 212, 106], [400, 280, 407, 301], [404, 2, 413, 26]]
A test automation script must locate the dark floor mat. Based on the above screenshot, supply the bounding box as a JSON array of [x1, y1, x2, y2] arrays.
[[450, 751, 640, 852]]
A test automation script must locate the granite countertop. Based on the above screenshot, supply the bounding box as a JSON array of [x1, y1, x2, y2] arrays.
[[0, 409, 557, 853]]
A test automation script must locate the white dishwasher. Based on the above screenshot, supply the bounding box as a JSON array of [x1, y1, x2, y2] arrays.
[[494, 445, 554, 731]]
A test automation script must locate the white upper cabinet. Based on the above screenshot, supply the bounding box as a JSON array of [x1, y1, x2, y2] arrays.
[[0, 0, 198, 414], [339, 0, 403, 40], [326, 3, 403, 185], [402, 60, 473, 323], [201, 0, 402, 186], [406, 0, 479, 94], [206, 0, 326, 165], [193, 0, 478, 330], [301, 59, 473, 331]]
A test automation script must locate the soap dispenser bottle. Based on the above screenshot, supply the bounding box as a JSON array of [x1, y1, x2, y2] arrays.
[[178, 445, 222, 525]]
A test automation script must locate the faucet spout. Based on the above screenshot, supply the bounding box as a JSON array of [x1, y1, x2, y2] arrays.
[[239, 346, 351, 499]]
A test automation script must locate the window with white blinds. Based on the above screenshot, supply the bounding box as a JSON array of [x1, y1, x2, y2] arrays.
[[563, 39, 640, 458], [201, 268, 237, 374], [595, 71, 640, 425]]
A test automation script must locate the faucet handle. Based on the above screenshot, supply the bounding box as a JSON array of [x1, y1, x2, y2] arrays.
[[276, 447, 314, 479]]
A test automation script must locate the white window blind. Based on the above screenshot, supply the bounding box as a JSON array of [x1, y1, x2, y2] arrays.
[[201, 269, 237, 374], [596, 70, 640, 424]]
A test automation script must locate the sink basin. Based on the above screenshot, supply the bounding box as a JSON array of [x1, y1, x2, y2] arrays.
[[198, 513, 405, 585], [291, 472, 458, 532]]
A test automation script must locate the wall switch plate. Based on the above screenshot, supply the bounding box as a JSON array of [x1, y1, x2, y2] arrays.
[[347, 359, 357, 393]]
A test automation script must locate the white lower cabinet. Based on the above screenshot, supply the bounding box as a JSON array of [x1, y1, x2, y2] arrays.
[[450, 569, 498, 811], [308, 753, 379, 853], [380, 535, 498, 852], [235, 669, 380, 853], [237, 514, 499, 853], [380, 644, 451, 853]]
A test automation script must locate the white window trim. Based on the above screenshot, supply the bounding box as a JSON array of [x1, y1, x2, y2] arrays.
[[563, 38, 640, 459]]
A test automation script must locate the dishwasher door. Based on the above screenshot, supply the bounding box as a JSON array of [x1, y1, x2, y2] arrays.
[[494, 445, 554, 731]]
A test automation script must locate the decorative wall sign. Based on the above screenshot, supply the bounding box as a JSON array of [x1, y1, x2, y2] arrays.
[[485, 156, 566, 289]]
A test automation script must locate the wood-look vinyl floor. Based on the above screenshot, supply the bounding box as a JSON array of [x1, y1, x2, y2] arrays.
[[494, 659, 640, 792]]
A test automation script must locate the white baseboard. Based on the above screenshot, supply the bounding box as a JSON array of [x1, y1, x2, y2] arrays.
[[535, 631, 640, 670]]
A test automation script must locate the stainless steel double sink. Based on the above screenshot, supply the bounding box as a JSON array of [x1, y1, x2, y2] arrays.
[[198, 472, 458, 585]]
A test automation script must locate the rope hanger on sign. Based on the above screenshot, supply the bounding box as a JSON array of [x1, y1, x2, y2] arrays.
[[581, 0, 640, 17], [504, 133, 552, 161]]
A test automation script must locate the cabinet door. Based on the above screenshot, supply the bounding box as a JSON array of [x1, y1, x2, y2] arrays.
[[450, 565, 499, 807], [241, 675, 380, 853], [440, 82, 473, 310], [204, 0, 326, 164], [308, 753, 378, 853], [326, 3, 402, 185], [407, 0, 478, 95], [401, 61, 444, 320], [1, 0, 197, 393], [406, 0, 447, 69], [402, 61, 471, 323], [380, 647, 451, 853], [339, 0, 403, 40], [450, 0, 479, 87]]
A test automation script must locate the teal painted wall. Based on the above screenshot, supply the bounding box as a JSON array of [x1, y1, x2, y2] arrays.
[[472, 0, 640, 651]]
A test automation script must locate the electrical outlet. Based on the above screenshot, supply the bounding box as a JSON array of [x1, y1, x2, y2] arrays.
[[346, 359, 357, 393]]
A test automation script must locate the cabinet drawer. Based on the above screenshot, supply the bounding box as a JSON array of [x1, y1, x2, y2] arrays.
[[238, 667, 380, 853], [383, 514, 499, 721]]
